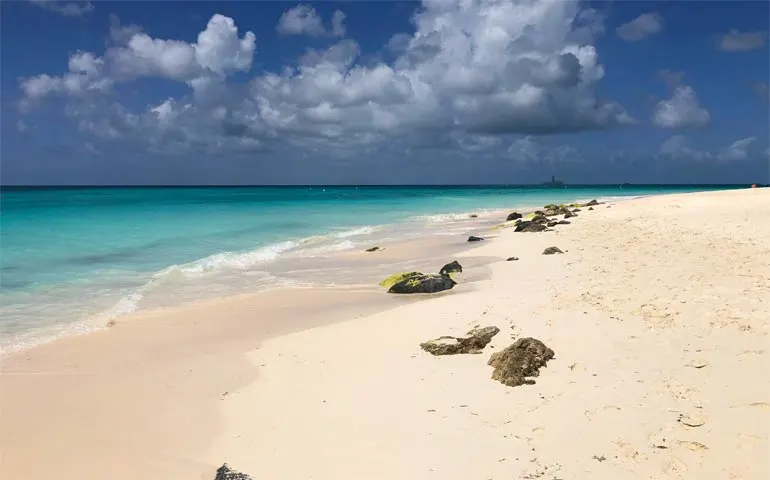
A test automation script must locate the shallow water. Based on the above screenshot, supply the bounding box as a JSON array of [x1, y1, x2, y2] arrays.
[[0, 185, 739, 351]]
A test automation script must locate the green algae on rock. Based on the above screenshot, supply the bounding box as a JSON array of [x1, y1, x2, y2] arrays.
[[488, 337, 555, 387], [420, 326, 500, 356], [388, 273, 456, 294], [379, 272, 421, 289]]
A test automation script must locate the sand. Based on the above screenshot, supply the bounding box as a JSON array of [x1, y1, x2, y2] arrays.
[[2, 188, 769, 480]]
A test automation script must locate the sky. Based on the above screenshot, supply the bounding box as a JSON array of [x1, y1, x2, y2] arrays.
[[1, 0, 768, 185]]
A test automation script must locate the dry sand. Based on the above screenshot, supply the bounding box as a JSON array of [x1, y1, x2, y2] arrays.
[[2, 188, 769, 480]]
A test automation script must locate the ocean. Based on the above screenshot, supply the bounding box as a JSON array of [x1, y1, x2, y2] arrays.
[[0, 185, 740, 352]]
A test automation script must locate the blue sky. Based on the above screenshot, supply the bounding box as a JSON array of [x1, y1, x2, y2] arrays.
[[1, 0, 768, 185]]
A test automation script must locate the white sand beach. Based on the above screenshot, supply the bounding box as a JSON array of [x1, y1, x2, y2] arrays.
[[2, 188, 769, 480]]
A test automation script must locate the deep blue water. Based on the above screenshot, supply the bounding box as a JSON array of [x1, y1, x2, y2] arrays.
[[0, 185, 742, 351]]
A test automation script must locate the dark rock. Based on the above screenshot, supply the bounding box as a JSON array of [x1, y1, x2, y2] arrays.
[[365, 246, 381, 252], [506, 212, 523, 221], [214, 464, 253, 480], [468, 236, 484, 242], [564, 210, 577, 219], [557, 220, 571, 225], [420, 326, 500, 356], [439, 260, 463, 276], [547, 221, 558, 227], [542, 246, 564, 255], [514, 221, 547, 233], [532, 214, 548, 224], [488, 337, 555, 387], [585, 199, 600, 206], [469, 214, 478, 218], [542, 204, 571, 216], [572, 208, 581, 212], [506, 257, 519, 261], [588, 206, 594, 211], [388, 273, 456, 294]]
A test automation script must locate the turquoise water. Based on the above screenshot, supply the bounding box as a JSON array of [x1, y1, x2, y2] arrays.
[[0, 185, 739, 351]]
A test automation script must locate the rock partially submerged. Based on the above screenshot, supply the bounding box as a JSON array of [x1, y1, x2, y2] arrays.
[[514, 221, 547, 233], [506, 212, 523, 221], [365, 246, 381, 252], [214, 464, 253, 480], [420, 326, 500, 356], [439, 260, 463, 276], [468, 235, 484, 242], [542, 246, 564, 255], [488, 337, 555, 387], [388, 273, 456, 294]]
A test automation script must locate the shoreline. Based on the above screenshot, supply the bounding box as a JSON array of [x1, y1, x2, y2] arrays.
[[0, 191, 640, 356], [2, 188, 768, 480]]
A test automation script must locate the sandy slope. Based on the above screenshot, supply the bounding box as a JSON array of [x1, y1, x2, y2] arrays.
[[207, 188, 770, 480]]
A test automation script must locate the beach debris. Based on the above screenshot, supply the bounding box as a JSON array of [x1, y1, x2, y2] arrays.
[[439, 260, 463, 276], [506, 212, 523, 221], [686, 359, 709, 369], [214, 464, 253, 480], [379, 272, 421, 289], [677, 413, 706, 428], [514, 221, 547, 233], [542, 246, 564, 255], [365, 246, 381, 252], [506, 257, 519, 261], [469, 214, 479, 218], [488, 337, 555, 387], [468, 235, 484, 242], [564, 210, 577, 219], [420, 326, 500, 356], [388, 273, 456, 294]]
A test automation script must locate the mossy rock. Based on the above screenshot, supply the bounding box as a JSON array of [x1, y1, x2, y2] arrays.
[[379, 272, 420, 288], [388, 273, 456, 294]]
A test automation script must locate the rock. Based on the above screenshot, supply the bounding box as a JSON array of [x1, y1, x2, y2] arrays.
[[585, 199, 599, 206], [469, 214, 478, 218], [420, 326, 500, 355], [514, 221, 547, 233], [564, 210, 577, 219], [572, 208, 581, 212], [439, 260, 463, 276], [214, 464, 253, 480], [468, 235, 484, 242], [506, 256, 519, 261], [547, 221, 558, 227], [365, 246, 381, 252], [558, 220, 571, 225], [506, 212, 523, 221], [379, 272, 420, 289], [542, 246, 564, 255], [532, 214, 548, 224], [543, 204, 571, 216], [388, 273, 456, 294], [588, 206, 594, 211], [488, 337, 555, 387]]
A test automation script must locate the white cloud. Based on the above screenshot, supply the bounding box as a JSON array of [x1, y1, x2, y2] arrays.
[[659, 135, 758, 162], [19, 1, 632, 156], [616, 13, 663, 42], [718, 30, 767, 52], [331, 10, 347, 37], [276, 4, 326, 37], [716, 137, 757, 161], [28, 0, 93, 17], [653, 86, 710, 129]]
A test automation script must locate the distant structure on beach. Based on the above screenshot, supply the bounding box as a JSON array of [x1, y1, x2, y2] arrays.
[[541, 175, 564, 187]]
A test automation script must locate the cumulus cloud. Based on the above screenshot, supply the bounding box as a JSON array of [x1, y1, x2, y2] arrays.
[[718, 30, 767, 52], [28, 0, 93, 17], [19, 0, 632, 157], [658, 135, 758, 162], [716, 137, 757, 161], [653, 86, 710, 129], [616, 13, 663, 42], [276, 4, 346, 37]]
